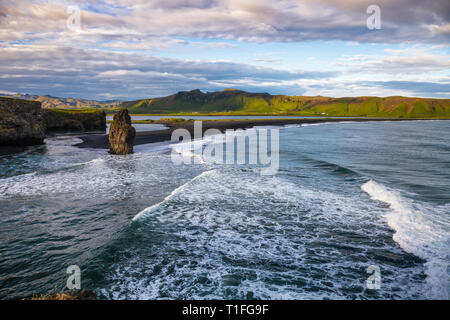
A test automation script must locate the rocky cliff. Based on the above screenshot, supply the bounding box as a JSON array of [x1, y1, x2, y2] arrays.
[[109, 109, 136, 155], [42, 108, 106, 132], [0, 97, 45, 146]]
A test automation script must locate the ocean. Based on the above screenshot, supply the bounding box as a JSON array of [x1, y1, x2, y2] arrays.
[[0, 120, 449, 299]]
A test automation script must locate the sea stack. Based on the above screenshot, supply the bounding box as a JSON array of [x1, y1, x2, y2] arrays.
[[108, 108, 136, 155], [0, 97, 45, 146]]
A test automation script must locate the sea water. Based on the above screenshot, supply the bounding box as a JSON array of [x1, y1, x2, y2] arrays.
[[0, 120, 448, 299]]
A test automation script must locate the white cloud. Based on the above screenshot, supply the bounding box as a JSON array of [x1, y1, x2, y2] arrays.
[[1, 0, 449, 44], [0, 43, 333, 99], [334, 46, 450, 75], [0, 1, 448, 99]]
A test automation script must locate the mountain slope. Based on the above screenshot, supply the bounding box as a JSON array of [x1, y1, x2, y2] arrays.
[[0, 93, 122, 109], [121, 89, 450, 118]]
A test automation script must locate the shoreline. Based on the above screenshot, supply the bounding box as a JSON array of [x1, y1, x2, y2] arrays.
[[75, 117, 434, 149]]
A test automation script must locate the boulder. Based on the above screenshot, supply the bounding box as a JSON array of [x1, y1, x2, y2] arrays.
[[109, 109, 136, 155], [0, 97, 45, 146]]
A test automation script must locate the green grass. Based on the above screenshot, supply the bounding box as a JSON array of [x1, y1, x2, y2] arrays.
[[158, 118, 193, 123], [44, 108, 104, 114], [111, 90, 450, 119]]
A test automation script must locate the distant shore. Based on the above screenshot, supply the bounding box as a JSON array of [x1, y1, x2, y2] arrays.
[[75, 117, 431, 149]]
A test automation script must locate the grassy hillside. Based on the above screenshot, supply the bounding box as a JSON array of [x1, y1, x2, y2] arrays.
[[0, 93, 121, 109], [121, 89, 450, 118], [42, 108, 106, 131]]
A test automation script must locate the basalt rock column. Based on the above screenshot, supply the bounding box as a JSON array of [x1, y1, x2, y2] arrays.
[[108, 109, 136, 155]]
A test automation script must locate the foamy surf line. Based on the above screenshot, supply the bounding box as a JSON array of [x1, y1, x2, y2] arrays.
[[0, 158, 104, 184], [169, 126, 265, 165], [132, 170, 217, 221], [361, 179, 450, 299], [38, 158, 106, 175], [170, 136, 210, 165]]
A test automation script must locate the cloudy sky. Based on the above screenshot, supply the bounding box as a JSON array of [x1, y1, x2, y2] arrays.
[[0, 0, 449, 100]]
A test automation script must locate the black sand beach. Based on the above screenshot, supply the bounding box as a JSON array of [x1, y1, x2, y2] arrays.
[[75, 118, 421, 149]]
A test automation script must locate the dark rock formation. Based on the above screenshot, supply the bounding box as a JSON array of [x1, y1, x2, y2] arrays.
[[109, 109, 136, 155], [42, 108, 106, 132], [0, 97, 45, 146], [28, 290, 96, 300]]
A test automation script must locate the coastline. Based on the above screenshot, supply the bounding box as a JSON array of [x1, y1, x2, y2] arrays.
[[75, 117, 434, 149], [2, 116, 449, 300]]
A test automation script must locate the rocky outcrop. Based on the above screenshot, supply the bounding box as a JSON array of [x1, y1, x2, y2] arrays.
[[42, 109, 106, 132], [0, 97, 45, 146], [28, 290, 96, 300], [109, 109, 136, 155]]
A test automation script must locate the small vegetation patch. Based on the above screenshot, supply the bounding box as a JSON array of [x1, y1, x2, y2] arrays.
[[158, 118, 193, 123]]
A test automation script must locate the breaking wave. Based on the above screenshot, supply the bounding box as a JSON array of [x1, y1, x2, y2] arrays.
[[362, 180, 450, 299]]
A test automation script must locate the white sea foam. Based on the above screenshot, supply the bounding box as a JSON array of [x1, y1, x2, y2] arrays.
[[282, 124, 301, 129], [102, 167, 428, 300], [169, 128, 253, 163], [0, 152, 164, 200], [170, 136, 208, 164], [132, 170, 217, 221], [301, 121, 359, 127], [361, 180, 450, 299], [301, 123, 330, 127], [72, 158, 105, 167]]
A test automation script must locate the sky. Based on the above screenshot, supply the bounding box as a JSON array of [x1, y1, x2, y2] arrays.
[[0, 0, 449, 100]]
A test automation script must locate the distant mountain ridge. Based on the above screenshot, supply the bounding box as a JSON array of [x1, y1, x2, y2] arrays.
[[121, 89, 450, 118], [0, 93, 122, 109], [2, 90, 450, 118]]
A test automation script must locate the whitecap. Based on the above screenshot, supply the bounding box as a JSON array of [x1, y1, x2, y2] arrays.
[[361, 179, 450, 299]]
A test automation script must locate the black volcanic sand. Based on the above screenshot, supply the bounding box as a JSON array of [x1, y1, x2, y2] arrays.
[[74, 118, 419, 149]]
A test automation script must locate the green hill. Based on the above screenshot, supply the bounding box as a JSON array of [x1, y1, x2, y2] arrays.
[[121, 89, 450, 118]]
